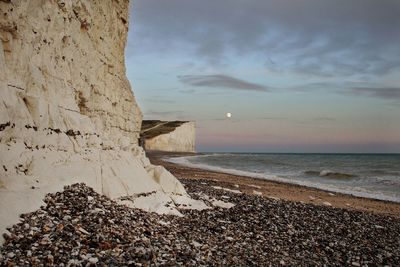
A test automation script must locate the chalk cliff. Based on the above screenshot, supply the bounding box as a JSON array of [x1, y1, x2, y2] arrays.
[[0, 0, 206, 242], [141, 121, 196, 152]]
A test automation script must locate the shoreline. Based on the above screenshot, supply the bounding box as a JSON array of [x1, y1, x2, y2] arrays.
[[148, 151, 400, 218], [2, 153, 400, 265]]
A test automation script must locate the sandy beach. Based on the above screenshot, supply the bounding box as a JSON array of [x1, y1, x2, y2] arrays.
[[148, 151, 400, 218]]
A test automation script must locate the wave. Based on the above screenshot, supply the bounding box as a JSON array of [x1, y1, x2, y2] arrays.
[[304, 170, 357, 179], [370, 169, 400, 176], [165, 155, 400, 203]]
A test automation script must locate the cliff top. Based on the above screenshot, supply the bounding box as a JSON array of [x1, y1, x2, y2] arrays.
[[140, 120, 190, 139]]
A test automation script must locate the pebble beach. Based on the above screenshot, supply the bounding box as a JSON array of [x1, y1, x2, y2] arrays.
[[1, 178, 400, 266]]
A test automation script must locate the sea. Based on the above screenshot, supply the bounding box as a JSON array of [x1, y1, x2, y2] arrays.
[[167, 153, 400, 203]]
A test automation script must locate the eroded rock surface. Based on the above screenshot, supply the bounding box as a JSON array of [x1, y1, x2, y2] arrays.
[[0, 0, 204, 243]]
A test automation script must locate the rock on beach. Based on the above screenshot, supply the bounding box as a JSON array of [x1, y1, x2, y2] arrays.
[[1, 181, 399, 266]]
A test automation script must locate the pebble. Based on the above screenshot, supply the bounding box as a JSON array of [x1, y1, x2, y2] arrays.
[[192, 241, 202, 248], [6, 252, 15, 258], [88, 257, 99, 264], [0, 181, 399, 266], [78, 227, 90, 235], [253, 190, 263, 196]]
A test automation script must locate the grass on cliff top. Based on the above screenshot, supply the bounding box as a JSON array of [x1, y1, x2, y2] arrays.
[[140, 120, 188, 139]]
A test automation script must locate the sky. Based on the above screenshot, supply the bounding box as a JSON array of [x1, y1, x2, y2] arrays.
[[125, 0, 400, 153]]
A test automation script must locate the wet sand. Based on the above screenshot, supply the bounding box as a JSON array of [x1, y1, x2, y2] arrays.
[[148, 151, 400, 218]]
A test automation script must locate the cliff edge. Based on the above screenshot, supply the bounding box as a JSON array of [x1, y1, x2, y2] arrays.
[[141, 120, 196, 152], [0, 0, 206, 243]]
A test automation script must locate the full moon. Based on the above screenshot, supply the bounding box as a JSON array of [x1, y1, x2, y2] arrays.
[[226, 112, 232, 118]]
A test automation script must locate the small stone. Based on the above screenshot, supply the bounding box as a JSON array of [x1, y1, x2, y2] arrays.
[[91, 208, 105, 214], [88, 257, 98, 263], [78, 227, 90, 235], [99, 241, 112, 250], [1, 182, 399, 266], [7, 252, 15, 258], [56, 223, 64, 231], [47, 254, 54, 263], [253, 190, 263, 196], [68, 259, 81, 265], [192, 241, 202, 248]]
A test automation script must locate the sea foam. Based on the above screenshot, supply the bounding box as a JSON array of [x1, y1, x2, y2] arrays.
[[165, 155, 400, 203]]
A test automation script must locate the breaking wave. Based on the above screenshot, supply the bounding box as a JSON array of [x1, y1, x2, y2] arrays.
[[304, 170, 357, 179], [165, 155, 400, 203]]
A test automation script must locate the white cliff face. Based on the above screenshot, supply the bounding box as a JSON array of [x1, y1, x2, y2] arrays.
[[0, 0, 206, 243], [145, 122, 196, 152]]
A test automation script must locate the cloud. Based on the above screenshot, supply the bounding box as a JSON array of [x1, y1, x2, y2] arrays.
[[129, 0, 400, 78], [179, 89, 196, 94], [144, 110, 183, 118], [256, 117, 288, 120], [313, 117, 337, 122], [255, 117, 337, 123], [178, 74, 268, 92], [288, 81, 400, 102], [350, 87, 400, 100], [142, 98, 176, 104]]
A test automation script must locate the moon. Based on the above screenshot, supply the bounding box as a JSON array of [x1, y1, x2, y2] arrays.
[[226, 112, 232, 118]]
